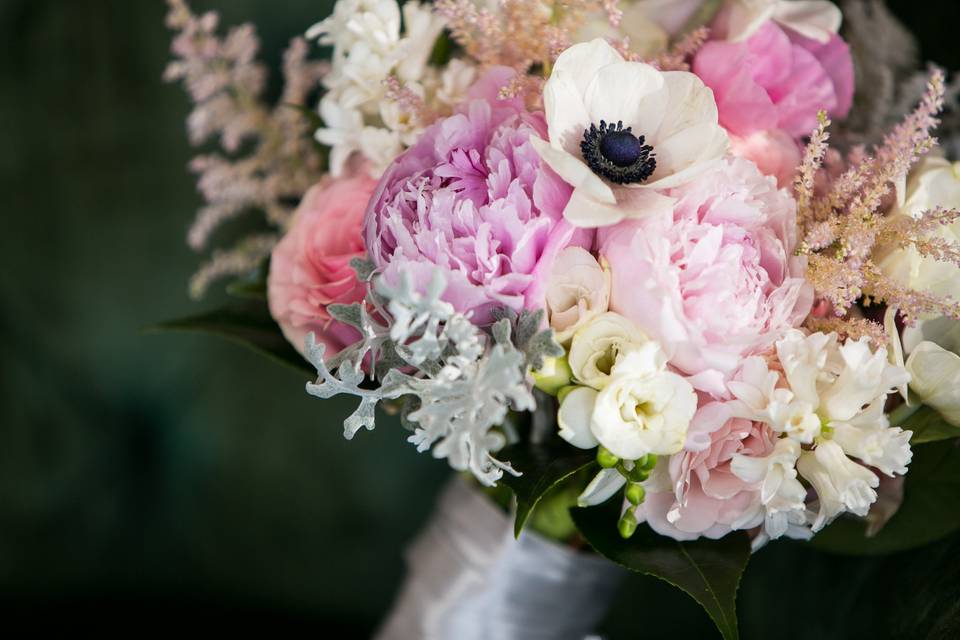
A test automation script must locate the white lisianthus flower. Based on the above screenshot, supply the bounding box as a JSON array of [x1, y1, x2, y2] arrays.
[[797, 441, 880, 531], [722, 0, 842, 43], [558, 386, 601, 449], [906, 341, 960, 426], [568, 312, 649, 389], [591, 344, 698, 459], [546, 247, 612, 344], [531, 39, 728, 227]]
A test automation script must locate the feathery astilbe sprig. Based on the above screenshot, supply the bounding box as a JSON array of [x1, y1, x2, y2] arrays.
[[648, 27, 710, 72], [164, 0, 326, 297], [435, 0, 620, 73], [804, 315, 889, 346], [795, 70, 960, 334]]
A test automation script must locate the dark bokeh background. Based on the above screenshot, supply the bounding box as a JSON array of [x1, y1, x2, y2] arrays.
[[2, 1, 960, 637]]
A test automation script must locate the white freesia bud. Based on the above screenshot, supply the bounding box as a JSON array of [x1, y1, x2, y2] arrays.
[[568, 312, 648, 389], [906, 341, 960, 426], [878, 157, 960, 305], [557, 386, 601, 449], [546, 247, 611, 344], [797, 441, 879, 531], [590, 343, 698, 459]]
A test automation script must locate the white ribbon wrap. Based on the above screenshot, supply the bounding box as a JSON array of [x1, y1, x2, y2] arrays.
[[376, 478, 624, 640]]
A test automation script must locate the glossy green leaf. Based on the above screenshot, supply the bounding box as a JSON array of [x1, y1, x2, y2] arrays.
[[813, 440, 960, 555], [572, 501, 749, 640], [497, 441, 597, 538], [146, 304, 313, 377], [902, 405, 960, 444]]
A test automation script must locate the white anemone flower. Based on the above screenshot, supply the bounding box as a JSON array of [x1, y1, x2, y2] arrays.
[[531, 39, 728, 227]]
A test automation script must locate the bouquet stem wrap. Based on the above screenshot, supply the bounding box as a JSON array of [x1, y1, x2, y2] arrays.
[[375, 478, 624, 640]]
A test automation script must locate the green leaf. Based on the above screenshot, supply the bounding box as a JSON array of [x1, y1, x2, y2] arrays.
[[497, 440, 597, 538], [572, 501, 749, 640], [903, 405, 960, 444], [146, 303, 313, 377], [813, 440, 960, 555]]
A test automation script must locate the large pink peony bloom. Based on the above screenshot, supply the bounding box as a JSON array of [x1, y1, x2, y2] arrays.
[[364, 69, 588, 325], [635, 402, 775, 540], [693, 21, 854, 139], [268, 165, 377, 357], [600, 157, 812, 397]]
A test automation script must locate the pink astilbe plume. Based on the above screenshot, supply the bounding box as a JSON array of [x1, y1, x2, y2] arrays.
[[164, 0, 326, 297], [795, 70, 960, 337]]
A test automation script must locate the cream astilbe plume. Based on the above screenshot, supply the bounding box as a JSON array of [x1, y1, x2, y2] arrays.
[[164, 0, 326, 297]]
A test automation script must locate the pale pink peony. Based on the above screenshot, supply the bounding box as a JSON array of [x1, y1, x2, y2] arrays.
[[635, 402, 776, 540], [600, 157, 813, 397], [364, 68, 589, 325], [693, 21, 854, 139], [268, 166, 377, 357], [729, 129, 802, 189]]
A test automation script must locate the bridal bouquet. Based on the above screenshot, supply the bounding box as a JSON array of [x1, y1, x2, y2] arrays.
[[162, 0, 960, 636]]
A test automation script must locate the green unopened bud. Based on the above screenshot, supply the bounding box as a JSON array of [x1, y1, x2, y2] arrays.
[[532, 355, 573, 396], [596, 446, 620, 469], [625, 483, 646, 506], [618, 511, 638, 539], [637, 454, 658, 472]]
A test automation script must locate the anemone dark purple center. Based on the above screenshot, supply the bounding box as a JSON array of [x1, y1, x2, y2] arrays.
[[580, 120, 656, 185]]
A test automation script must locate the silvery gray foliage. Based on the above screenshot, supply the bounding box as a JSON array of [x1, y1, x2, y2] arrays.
[[303, 267, 539, 486]]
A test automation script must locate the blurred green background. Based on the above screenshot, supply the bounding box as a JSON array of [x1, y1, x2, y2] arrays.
[[2, 0, 960, 637]]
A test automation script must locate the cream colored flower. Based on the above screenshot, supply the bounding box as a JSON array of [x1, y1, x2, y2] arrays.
[[590, 344, 698, 459], [906, 341, 960, 426], [545, 247, 611, 344], [879, 156, 960, 311], [531, 39, 728, 227], [724, 0, 842, 43], [568, 312, 648, 389], [558, 386, 601, 449]]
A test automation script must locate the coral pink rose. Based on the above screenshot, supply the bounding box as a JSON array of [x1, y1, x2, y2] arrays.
[[634, 402, 776, 540], [600, 157, 813, 397], [693, 21, 854, 139], [268, 167, 378, 356], [729, 129, 802, 189]]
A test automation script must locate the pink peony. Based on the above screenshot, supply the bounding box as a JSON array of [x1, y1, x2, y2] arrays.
[[600, 157, 813, 397], [268, 165, 378, 357], [729, 129, 802, 189], [693, 21, 854, 139], [363, 69, 588, 325], [635, 402, 775, 540]]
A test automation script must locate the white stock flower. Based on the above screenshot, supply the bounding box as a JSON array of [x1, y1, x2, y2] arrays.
[[591, 343, 698, 459], [906, 341, 960, 426], [531, 39, 728, 227], [723, 0, 842, 43], [395, 1, 446, 82], [797, 441, 879, 531], [731, 438, 808, 542], [568, 312, 648, 389], [831, 399, 913, 476], [546, 247, 612, 344], [435, 59, 478, 109]]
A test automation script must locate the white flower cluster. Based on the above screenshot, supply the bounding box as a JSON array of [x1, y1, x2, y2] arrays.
[[304, 266, 535, 486], [727, 330, 913, 547], [308, 0, 476, 176]]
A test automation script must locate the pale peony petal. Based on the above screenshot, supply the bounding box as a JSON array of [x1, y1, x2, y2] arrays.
[[583, 61, 667, 137], [530, 136, 617, 204], [558, 386, 602, 449], [544, 69, 592, 155], [773, 0, 842, 43], [551, 38, 624, 95]]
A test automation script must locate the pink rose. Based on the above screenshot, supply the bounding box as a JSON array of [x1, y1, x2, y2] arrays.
[[693, 21, 854, 139], [635, 402, 775, 540], [729, 129, 802, 189], [268, 167, 378, 356], [600, 157, 812, 397]]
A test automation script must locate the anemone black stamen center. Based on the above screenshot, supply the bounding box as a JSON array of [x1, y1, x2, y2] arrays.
[[580, 120, 657, 185]]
